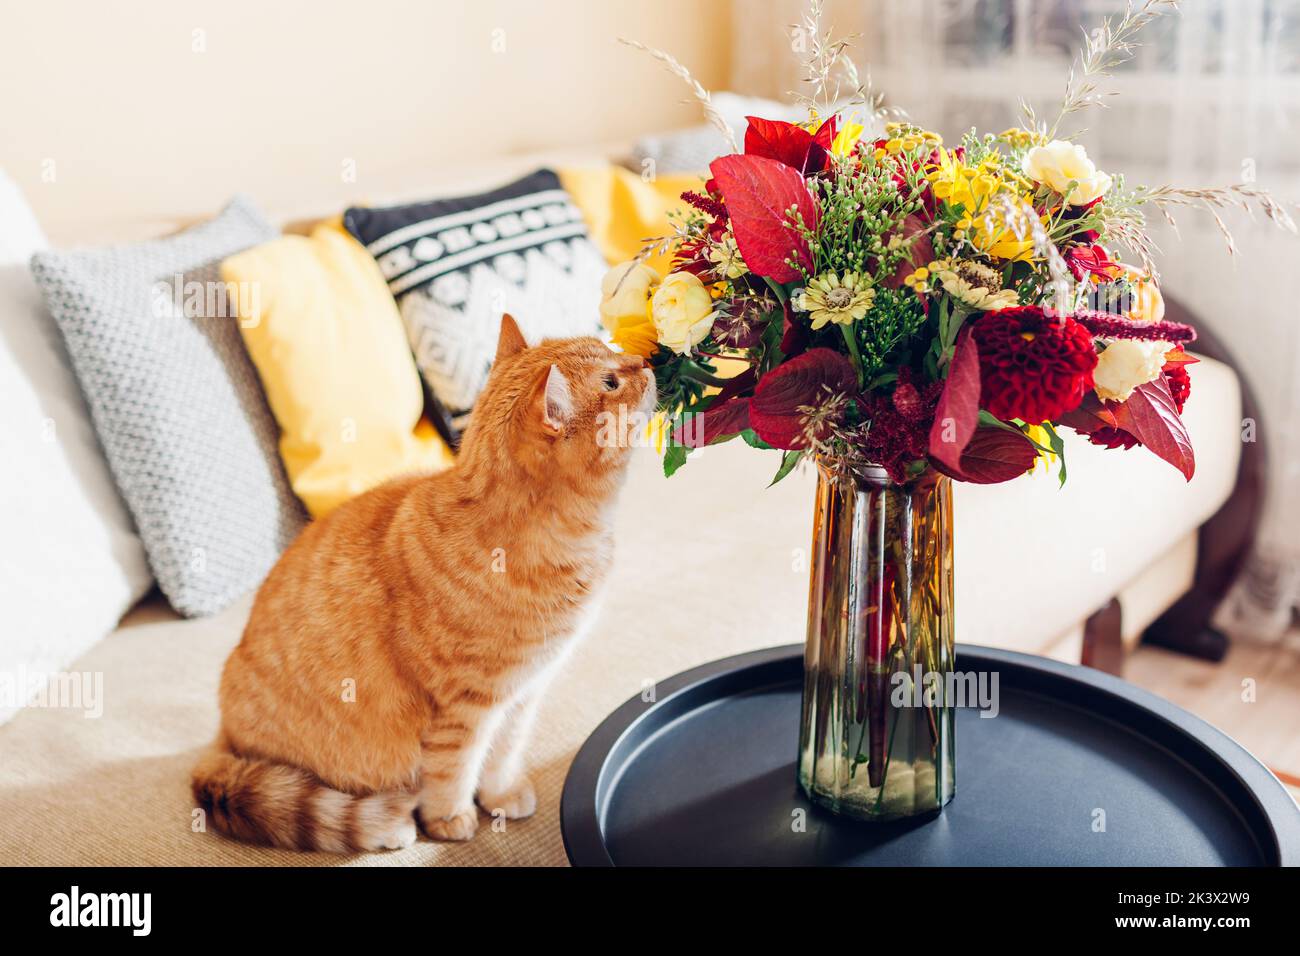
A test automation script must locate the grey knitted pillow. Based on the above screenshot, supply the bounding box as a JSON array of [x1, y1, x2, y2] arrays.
[[30, 197, 306, 617]]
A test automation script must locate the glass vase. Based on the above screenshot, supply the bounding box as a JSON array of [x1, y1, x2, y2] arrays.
[[797, 457, 956, 821]]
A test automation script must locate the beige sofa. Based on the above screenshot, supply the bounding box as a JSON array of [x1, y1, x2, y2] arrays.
[[0, 153, 1243, 865], [0, 416, 1240, 866]]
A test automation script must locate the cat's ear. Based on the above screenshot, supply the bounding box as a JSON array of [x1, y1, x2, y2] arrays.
[[540, 364, 573, 437], [495, 313, 528, 362]]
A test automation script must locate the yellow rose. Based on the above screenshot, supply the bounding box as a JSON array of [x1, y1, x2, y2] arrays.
[[1022, 140, 1113, 206], [651, 271, 715, 355], [600, 261, 658, 328], [599, 261, 660, 357], [611, 318, 660, 358]]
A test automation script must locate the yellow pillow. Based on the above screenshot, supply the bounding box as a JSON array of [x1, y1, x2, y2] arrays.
[[559, 166, 704, 271], [222, 218, 453, 517]]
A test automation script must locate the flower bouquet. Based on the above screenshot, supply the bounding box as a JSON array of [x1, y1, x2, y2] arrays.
[[605, 1, 1293, 820]]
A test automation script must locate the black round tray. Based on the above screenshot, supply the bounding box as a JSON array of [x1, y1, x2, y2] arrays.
[[561, 644, 1300, 866]]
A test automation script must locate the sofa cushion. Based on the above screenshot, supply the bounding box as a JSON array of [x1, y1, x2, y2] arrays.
[[629, 91, 810, 174], [343, 170, 606, 442], [29, 197, 307, 618], [222, 218, 454, 517], [558, 166, 704, 272], [0, 171, 153, 726]]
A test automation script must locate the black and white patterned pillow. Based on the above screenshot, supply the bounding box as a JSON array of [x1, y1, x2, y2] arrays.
[[30, 197, 307, 618], [344, 170, 604, 441]]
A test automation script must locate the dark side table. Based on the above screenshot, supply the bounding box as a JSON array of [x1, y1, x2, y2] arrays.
[[561, 644, 1300, 866]]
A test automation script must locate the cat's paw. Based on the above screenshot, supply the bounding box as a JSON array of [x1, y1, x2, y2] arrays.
[[477, 775, 537, 820], [417, 807, 479, 842]]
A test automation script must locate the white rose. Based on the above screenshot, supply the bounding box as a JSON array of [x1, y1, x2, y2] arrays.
[[599, 261, 659, 333], [1093, 339, 1171, 403], [1023, 140, 1113, 206], [651, 271, 715, 355]]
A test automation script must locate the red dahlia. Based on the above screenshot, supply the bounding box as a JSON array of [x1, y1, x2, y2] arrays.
[[1165, 361, 1191, 411], [971, 306, 1098, 425]]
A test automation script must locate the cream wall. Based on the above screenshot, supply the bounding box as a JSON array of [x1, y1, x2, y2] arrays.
[[0, 0, 732, 241]]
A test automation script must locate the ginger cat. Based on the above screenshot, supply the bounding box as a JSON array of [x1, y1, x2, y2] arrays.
[[192, 315, 654, 851]]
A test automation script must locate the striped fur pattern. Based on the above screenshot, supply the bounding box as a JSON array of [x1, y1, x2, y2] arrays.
[[192, 744, 419, 852], [192, 315, 654, 852]]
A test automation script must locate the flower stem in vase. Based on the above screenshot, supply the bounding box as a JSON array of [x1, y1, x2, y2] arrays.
[[799, 459, 956, 821], [865, 560, 895, 788]]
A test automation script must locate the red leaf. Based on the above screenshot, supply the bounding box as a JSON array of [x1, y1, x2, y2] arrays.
[[807, 116, 838, 173], [931, 427, 1038, 484], [928, 327, 980, 470], [778, 299, 808, 359], [1057, 392, 1119, 436], [709, 154, 817, 282], [672, 396, 751, 449], [712, 367, 758, 404], [743, 116, 837, 175], [811, 116, 838, 151], [1110, 377, 1196, 480], [744, 117, 815, 171], [749, 349, 857, 450], [1163, 349, 1199, 367]]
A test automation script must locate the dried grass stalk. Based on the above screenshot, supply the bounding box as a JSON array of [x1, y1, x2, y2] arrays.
[[1141, 183, 1299, 256], [1051, 0, 1180, 137], [789, 0, 900, 124], [618, 38, 738, 153]]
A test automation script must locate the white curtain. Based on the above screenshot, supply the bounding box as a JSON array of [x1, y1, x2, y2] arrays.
[[731, 0, 1300, 638]]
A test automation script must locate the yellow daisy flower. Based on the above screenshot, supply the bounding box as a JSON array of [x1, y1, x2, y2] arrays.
[[932, 259, 1020, 311], [795, 272, 876, 330]]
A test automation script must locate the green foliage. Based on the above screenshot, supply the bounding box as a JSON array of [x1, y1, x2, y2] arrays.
[[851, 286, 930, 385], [652, 348, 712, 417], [802, 152, 930, 285], [769, 449, 804, 486], [1041, 422, 1069, 487], [959, 128, 1010, 167], [662, 442, 689, 477]]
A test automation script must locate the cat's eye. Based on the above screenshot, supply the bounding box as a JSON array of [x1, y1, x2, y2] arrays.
[[602, 372, 620, 391]]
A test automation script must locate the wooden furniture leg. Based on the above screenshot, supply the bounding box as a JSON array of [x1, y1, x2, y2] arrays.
[[1082, 597, 1124, 676]]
